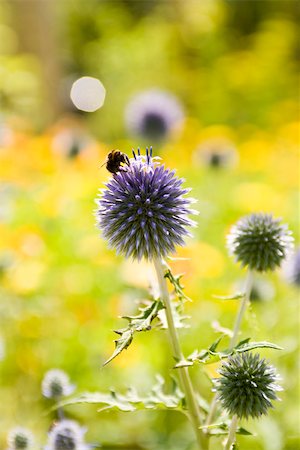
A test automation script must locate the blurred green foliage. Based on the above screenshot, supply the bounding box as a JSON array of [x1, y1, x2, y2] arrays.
[[0, 1, 299, 449]]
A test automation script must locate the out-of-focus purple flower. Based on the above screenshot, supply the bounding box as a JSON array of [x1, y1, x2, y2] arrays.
[[125, 89, 184, 141], [45, 420, 88, 450], [194, 138, 238, 169], [95, 148, 196, 260], [52, 128, 92, 159], [282, 247, 300, 287], [42, 369, 75, 399]]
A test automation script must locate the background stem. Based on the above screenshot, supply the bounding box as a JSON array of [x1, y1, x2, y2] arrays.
[[205, 269, 254, 429], [229, 270, 254, 348], [224, 415, 238, 450], [153, 257, 208, 450]]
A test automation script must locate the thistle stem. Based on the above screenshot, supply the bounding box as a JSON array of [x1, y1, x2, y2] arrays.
[[153, 257, 208, 450], [205, 269, 254, 429], [229, 269, 254, 349], [224, 415, 238, 450]]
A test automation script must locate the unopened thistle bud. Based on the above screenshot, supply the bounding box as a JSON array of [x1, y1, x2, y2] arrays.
[[214, 353, 282, 419], [96, 148, 197, 260], [227, 213, 294, 272], [7, 427, 34, 450], [42, 369, 75, 399]]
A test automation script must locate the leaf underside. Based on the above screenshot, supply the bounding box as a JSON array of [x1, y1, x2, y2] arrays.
[[55, 375, 185, 414]]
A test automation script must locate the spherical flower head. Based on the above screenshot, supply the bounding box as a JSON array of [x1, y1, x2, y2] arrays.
[[125, 89, 184, 141], [214, 353, 282, 420], [227, 213, 294, 272], [45, 420, 88, 450], [7, 427, 34, 450], [42, 369, 75, 399], [96, 148, 197, 261]]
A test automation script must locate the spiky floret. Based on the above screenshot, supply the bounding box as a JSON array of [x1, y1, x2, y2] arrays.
[[45, 420, 88, 450], [96, 148, 196, 260], [227, 213, 294, 272], [125, 89, 184, 141], [214, 353, 282, 419], [7, 427, 34, 450], [42, 369, 75, 399]]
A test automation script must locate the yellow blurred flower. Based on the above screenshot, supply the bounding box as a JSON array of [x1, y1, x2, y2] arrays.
[[6, 259, 45, 293], [233, 182, 287, 215]]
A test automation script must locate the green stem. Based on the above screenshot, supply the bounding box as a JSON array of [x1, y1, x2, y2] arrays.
[[153, 257, 208, 450], [224, 415, 238, 450], [205, 269, 254, 429], [229, 270, 254, 349]]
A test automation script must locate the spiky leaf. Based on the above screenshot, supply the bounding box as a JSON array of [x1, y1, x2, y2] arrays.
[[200, 422, 253, 436], [54, 375, 185, 414], [103, 299, 164, 366], [175, 338, 282, 368], [164, 269, 191, 302]]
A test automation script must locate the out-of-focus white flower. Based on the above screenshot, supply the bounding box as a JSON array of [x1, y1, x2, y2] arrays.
[[42, 369, 75, 399], [7, 427, 34, 450], [45, 420, 88, 450]]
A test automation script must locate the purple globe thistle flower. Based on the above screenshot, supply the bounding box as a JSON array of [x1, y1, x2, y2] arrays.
[[282, 247, 300, 287], [45, 420, 88, 450], [95, 148, 197, 260], [125, 89, 184, 141], [7, 427, 34, 450], [227, 213, 294, 272], [42, 369, 75, 399], [214, 353, 282, 420]]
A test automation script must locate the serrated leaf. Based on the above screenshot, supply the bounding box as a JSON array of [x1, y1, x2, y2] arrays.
[[103, 329, 133, 366], [235, 337, 251, 348], [103, 300, 164, 366], [236, 427, 253, 436], [200, 422, 253, 437], [164, 269, 191, 302], [174, 359, 194, 368], [122, 300, 164, 332], [234, 341, 283, 353], [209, 335, 225, 352], [54, 375, 185, 414], [157, 299, 190, 330], [182, 338, 282, 367]]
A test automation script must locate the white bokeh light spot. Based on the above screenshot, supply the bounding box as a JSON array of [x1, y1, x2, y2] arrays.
[[70, 76, 106, 112]]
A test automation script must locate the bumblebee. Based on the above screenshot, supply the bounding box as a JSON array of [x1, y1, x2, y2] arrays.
[[103, 149, 130, 174]]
